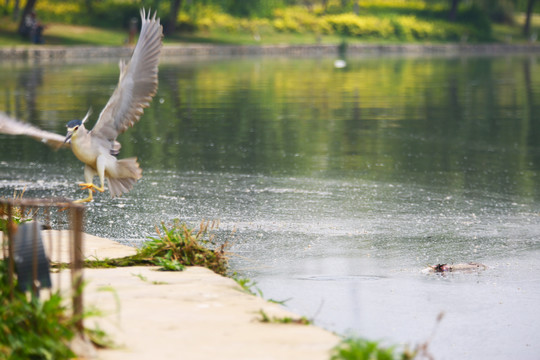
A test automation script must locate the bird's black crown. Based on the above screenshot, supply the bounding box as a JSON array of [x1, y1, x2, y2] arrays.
[[66, 119, 82, 128]]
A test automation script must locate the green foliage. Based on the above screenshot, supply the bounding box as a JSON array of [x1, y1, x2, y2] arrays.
[[330, 313, 444, 359], [83, 220, 230, 275], [271, 7, 322, 33], [475, 0, 515, 24], [220, 0, 286, 18], [326, 13, 395, 37], [0, 0, 521, 44], [172, 1, 491, 42], [330, 338, 404, 360], [153, 252, 186, 271], [258, 309, 311, 325], [140, 220, 229, 275], [234, 276, 263, 296], [85, 325, 115, 349], [0, 190, 30, 234], [0, 260, 76, 359], [269, 6, 487, 41], [31, 0, 140, 28], [0, 193, 84, 358], [83, 257, 122, 268], [232, 275, 289, 305]]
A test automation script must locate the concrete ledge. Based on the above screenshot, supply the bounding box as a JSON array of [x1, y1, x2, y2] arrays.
[[2, 43, 540, 62], [81, 266, 340, 360], [40, 232, 340, 359], [41, 230, 137, 263]]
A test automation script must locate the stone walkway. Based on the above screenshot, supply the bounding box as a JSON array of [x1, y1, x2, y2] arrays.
[[45, 232, 340, 360]]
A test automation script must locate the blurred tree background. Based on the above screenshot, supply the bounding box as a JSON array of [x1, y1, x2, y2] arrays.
[[0, 0, 540, 44]]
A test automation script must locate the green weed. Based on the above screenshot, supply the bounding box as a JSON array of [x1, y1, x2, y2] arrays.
[[258, 309, 311, 325], [0, 189, 33, 234], [152, 252, 186, 271], [234, 277, 263, 296], [131, 273, 169, 285], [331, 312, 444, 360], [233, 274, 289, 305], [0, 260, 78, 359], [139, 219, 230, 275], [82, 220, 230, 275], [330, 338, 401, 360]]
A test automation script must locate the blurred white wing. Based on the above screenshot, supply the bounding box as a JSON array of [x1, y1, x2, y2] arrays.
[[0, 111, 68, 149], [91, 9, 163, 142]]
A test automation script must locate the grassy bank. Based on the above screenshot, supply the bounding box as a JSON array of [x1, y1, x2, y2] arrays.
[[1, 0, 540, 47], [2, 16, 539, 47]]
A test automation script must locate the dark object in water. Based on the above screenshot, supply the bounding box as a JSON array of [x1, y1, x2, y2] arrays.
[[422, 262, 487, 274]]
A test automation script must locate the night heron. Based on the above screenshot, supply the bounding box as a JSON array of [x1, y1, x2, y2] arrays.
[[0, 9, 162, 203]]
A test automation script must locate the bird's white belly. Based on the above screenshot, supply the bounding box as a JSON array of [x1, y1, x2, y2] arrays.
[[71, 140, 100, 168]]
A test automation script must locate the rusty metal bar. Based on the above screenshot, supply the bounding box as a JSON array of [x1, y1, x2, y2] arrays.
[[1, 198, 72, 207], [32, 220, 38, 296], [57, 217, 62, 290], [6, 202, 14, 300], [71, 205, 84, 333], [1, 204, 6, 260], [44, 207, 53, 298]]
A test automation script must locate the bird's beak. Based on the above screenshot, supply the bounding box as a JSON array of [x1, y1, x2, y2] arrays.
[[64, 128, 74, 143]]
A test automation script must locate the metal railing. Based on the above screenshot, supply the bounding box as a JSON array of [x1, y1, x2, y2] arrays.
[[0, 198, 85, 332]]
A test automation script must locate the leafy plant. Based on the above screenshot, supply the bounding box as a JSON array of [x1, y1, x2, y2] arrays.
[[83, 220, 231, 275], [0, 258, 116, 358], [0, 260, 76, 359], [330, 338, 401, 360], [139, 219, 230, 274], [153, 252, 185, 271]]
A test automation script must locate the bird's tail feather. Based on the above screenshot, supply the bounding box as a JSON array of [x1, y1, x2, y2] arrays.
[[107, 157, 142, 198]]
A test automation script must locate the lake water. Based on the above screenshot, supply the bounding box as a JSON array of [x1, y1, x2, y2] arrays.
[[1, 53, 540, 359]]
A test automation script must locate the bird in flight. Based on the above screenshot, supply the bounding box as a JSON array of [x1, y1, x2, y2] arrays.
[[0, 9, 163, 203]]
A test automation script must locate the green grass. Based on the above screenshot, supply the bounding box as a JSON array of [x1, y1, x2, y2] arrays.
[[3, 11, 540, 47], [83, 220, 230, 275], [258, 309, 312, 325], [131, 273, 169, 285], [45, 23, 128, 46], [167, 29, 342, 45], [330, 338, 406, 360], [0, 18, 128, 46], [234, 277, 264, 296], [330, 312, 445, 360]]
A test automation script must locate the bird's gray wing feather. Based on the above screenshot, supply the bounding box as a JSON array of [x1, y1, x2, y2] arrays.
[[0, 112, 68, 149], [91, 9, 162, 141]]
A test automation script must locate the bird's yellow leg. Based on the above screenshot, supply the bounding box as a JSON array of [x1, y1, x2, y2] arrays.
[[72, 165, 103, 203], [78, 183, 105, 193], [73, 188, 94, 203]]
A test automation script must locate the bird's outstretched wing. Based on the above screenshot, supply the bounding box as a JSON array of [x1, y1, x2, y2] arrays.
[[91, 9, 163, 142], [0, 111, 68, 149]]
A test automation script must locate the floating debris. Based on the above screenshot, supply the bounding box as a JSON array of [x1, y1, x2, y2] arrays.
[[422, 262, 487, 274]]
